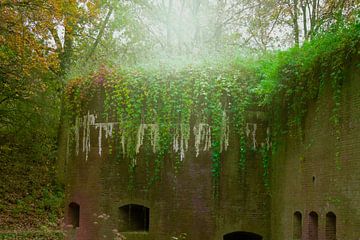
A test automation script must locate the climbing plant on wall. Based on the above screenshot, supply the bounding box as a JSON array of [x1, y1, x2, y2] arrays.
[[65, 19, 360, 195], [255, 19, 360, 168], [65, 60, 260, 196]]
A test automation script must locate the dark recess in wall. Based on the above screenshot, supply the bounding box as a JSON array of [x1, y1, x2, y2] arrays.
[[308, 211, 318, 240], [326, 212, 336, 240], [68, 202, 80, 228], [119, 204, 150, 232], [293, 211, 302, 240], [223, 231, 263, 240]]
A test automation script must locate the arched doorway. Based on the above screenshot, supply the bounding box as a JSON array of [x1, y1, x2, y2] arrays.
[[118, 204, 150, 232], [67, 202, 80, 228], [223, 231, 263, 240], [326, 212, 336, 240], [308, 211, 318, 240]]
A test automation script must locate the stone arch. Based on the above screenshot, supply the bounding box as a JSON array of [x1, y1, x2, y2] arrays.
[[325, 212, 336, 240], [308, 211, 318, 240], [223, 231, 263, 240], [293, 211, 302, 240], [67, 202, 80, 228], [118, 204, 150, 232]]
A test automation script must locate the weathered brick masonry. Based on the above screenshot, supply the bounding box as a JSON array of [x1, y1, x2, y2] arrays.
[[271, 59, 360, 240], [64, 60, 360, 240]]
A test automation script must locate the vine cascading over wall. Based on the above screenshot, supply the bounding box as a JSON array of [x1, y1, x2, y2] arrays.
[[65, 65, 271, 196], [65, 21, 360, 194]]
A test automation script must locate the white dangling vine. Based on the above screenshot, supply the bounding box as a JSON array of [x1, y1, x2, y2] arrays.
[[173, 131, 179, 153], [96, 122, 103, 156], [193, 123, 211, 157], [245, 123, 258, 150], [252, 123, 257, 150], [104, 123, 114, 139], [246, 123, 251, 137], [75, 117, 81, 155], [136, 123, 159, 154], [149, 124, 159, 153], [136, 124, 146, 154], [121, 132, 126, 157], [181, 124, 190, 161], [95, 122, 115, 156], [82, 112, 96, 161], [220, 110, 230, 153], [173, 123, 190, 161], [82, 115, 87, 154], [74, 112, 240, 162]]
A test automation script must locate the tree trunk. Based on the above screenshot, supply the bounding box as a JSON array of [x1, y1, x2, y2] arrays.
[[292, 0, 300, 46], [86, 7, 113, 61], [309, 0, 317, 39], [55, 5, 114, 184], [56, 18, 76, 184], [56, 94, 70, 184], [300, 0, 308, 40]]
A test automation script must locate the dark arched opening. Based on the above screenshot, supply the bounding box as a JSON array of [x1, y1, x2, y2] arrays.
[[68, 202, 80, 228], [308, 211, 318, 240], [223, 231, 263, 240], [293, 211, 302, 240], [326, 212, 336, 240], [119, 204, 149, 232]]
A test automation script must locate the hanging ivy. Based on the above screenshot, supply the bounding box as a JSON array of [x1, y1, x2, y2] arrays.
[[65, 61, 259, 195], [65, 20, 360, 196]]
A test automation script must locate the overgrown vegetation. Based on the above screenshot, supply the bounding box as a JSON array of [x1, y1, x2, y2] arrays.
[[0, 0, 358, 234], [0, 156, 64, 230], [66, 62, 256, 197], [65, 17, 360, 197], [0, 230, 64, 240], [255, 18, 360, 155], [0, 0, 117, 232]]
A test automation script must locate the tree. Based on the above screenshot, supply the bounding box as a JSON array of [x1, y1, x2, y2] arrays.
[[0, 0, 128, 227]]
